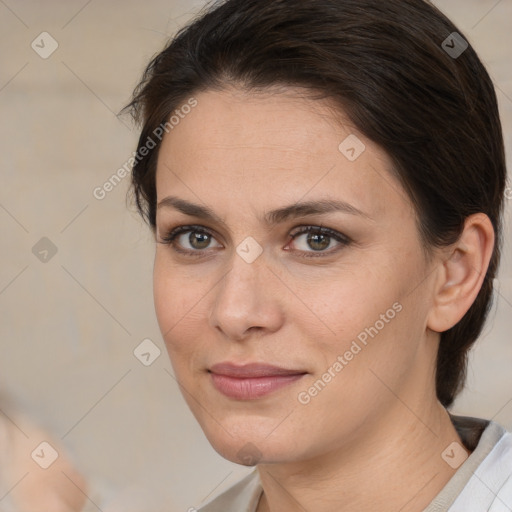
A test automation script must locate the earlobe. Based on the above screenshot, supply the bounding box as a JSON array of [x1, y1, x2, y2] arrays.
[[427, 213, 495, 333]]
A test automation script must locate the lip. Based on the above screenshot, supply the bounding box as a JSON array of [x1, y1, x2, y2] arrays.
[[209, 362, 307, 400]]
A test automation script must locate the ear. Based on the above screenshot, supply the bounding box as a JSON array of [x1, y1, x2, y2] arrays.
[[427, 213, 495, 333]]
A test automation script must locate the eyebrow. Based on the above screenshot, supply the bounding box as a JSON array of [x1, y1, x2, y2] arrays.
[[157, 196, 371, 227]]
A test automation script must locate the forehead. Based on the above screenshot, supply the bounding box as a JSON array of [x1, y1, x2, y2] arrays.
[[159, 87, 353, 158], [155, 88, 410, 222]]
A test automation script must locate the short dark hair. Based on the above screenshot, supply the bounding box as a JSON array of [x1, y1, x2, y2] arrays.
[[124, 0, 506, 408]]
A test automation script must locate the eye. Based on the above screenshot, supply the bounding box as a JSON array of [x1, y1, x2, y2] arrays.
[[158, 225, 222, 255], [158, 224, 351, 258], [287, 226, 351, 257]]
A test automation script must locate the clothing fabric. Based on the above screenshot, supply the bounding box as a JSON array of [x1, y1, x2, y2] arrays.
[[198, 415, 512, 511]]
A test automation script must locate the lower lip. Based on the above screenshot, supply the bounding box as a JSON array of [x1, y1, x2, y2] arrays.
[[210, 373, 305, 400]]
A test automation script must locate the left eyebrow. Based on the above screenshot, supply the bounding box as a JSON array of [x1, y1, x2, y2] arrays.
[[156, 196, 372, 227]]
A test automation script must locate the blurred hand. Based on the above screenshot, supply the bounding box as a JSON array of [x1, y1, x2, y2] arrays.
[[0, 405, 88, 512]]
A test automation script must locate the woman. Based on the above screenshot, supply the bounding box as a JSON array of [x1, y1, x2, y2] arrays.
[[123, 0, 511, 510]]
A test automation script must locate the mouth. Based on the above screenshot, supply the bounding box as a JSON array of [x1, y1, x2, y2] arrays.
[[208, 362, 307, 400]]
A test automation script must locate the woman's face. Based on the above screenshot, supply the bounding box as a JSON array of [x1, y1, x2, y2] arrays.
[[153, 88, 440, 465]]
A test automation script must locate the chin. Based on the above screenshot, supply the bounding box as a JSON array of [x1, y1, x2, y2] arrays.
[[199, 418, 299, 466]]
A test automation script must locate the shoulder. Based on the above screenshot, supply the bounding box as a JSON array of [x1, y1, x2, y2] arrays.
[[450, 422, 512, 511], [473, 423, 512, 481], [198, 470, 262, 512]]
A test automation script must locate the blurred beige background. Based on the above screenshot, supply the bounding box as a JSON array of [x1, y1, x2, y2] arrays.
[[0, 0, 511, 510]]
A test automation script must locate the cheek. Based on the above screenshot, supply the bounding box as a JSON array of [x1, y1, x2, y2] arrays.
[[153, 254, 193, 349], [292, 264, 394, 334], [153, 251, 214, 368], [153, 257, 176, 334], [295, 254, 424, 371], [153, 251, 204, 328]]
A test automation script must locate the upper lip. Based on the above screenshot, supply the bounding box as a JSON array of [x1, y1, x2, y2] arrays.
[[209, 362, 307, 378]]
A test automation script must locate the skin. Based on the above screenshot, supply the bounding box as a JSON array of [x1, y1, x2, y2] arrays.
[[0, 406, 87, 512], [152, 87, 495, 512]]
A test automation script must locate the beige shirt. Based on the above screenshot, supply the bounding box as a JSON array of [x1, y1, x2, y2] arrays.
[[198, 416, 512, 512]]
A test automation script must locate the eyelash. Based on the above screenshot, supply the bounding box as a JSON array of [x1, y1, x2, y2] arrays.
[[158, 224, 351, 258]]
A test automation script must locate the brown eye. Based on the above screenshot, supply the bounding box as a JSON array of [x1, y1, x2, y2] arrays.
[[304, 232, 331, 251], [288, 226, 351, 256], [159, 225, 222, 254], [187, 231, 212, 250]]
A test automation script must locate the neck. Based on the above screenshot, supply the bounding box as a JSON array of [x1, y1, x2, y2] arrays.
[[256, 399, 468, 512]]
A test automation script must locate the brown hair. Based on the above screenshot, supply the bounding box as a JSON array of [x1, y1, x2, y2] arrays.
[[123, 0, 506, 408]]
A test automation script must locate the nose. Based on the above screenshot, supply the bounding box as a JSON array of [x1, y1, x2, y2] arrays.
[[209, 252, 285, 342]]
